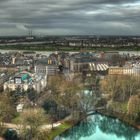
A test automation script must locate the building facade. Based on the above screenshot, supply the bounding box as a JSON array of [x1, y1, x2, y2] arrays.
[[4, 71, 47, 93]]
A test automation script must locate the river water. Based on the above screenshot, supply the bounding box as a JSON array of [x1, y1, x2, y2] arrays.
[[56, 114, 140, 140], [1, 50, 140, 56]]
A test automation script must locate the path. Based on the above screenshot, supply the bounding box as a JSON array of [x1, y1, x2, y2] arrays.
[[2, 122, 61, 131]]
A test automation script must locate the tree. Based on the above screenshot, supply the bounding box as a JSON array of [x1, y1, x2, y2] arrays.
[[3, 129, 19, 140], [100, 75, 120, 100], [48, 75, 84, 120], [19, 108, 48, 140], [26, 88, 38, 103], [79, 90, 96, 114], [0, 94, 16, 135], [9, 87, 25, 104], [127, 95, 140, 119], [0, 94, 15, 122], [100, 75, 140, 102]]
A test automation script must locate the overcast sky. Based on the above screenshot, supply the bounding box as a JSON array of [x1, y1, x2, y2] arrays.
[[0, 0, 140, 36]]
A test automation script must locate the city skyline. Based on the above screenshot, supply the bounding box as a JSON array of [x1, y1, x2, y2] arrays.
[[0, 0, 140, 36]]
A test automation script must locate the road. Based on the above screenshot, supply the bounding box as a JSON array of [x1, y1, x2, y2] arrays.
[[3, 122, 61, 131]]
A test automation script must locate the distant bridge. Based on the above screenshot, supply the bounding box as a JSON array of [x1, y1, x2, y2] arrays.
[[87, 107, 106, 115]]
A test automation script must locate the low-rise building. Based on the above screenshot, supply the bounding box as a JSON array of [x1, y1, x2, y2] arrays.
[[35, 57, 58, 76], [108, 67, 140, 75], [4, 71, 47, 93], [23, 51, 36, 58]]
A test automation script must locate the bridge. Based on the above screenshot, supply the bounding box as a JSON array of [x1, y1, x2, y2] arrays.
[[87, 107, 106, 115]]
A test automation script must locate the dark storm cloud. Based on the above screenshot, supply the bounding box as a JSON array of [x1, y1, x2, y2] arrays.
[[0, 0, 140, 35]]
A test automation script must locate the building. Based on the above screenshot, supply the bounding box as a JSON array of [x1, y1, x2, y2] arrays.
[[4, 71, 47, 93], [16, 103, 24, 112], [35, 57, 58, 76], [108, 67, 140, 75], [35, 65, 48, 75], [69, 52, 108, 74], [23, 51, 36, 58]]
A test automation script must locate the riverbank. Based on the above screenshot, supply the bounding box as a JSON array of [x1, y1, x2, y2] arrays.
[[0, 45, 140, 52], [48, 114, 89, 140], [47, 122, 73, 140], [97, 109, 140, 130], [48, 110, 140, 140]]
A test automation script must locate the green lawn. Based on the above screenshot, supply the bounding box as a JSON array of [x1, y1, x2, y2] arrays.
[[47, 122, 72, 140]]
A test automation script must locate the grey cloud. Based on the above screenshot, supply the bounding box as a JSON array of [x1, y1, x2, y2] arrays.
[[0, 0, 140, 35]]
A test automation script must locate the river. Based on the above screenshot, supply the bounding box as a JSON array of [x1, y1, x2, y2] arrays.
[[1, 50, 140, 56], [56, 114, 140, 140]]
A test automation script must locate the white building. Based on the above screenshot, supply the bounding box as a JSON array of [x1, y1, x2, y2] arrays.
[[4, 71, 47, 93]]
